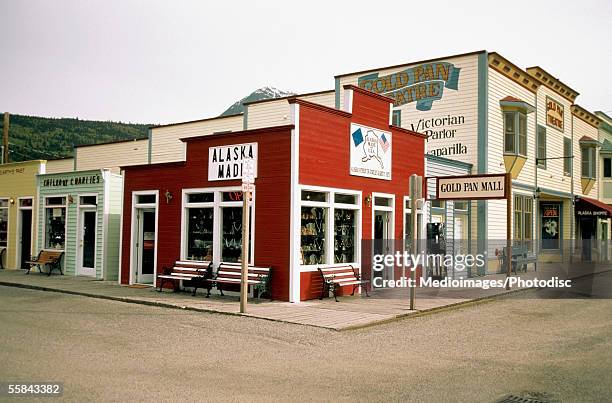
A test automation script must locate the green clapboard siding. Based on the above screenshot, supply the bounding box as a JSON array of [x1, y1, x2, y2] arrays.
[[37, 170, 106, 278], [104, 173, 123, 281]]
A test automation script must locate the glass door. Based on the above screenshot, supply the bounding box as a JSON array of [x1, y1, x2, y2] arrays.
[[77, 209, 96, 276], [136, 209, 156, 284]]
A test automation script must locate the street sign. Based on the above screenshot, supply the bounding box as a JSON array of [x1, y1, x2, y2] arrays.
[[241, 182, 255, 193], [242, 158, 255, 184], [436, 173, 509, 200]]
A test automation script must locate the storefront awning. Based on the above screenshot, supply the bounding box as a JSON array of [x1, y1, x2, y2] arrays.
[[575, 197, 612, 219]]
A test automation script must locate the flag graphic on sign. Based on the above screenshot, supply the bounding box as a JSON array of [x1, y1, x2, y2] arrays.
[[379, 133, 390, 153], [352, 128, 364, 146]]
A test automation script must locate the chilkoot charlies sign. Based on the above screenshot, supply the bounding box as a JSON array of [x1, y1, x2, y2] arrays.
[[358, 62, 461, 111]]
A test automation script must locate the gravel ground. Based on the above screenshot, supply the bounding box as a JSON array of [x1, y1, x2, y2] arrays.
[[0, 280, 610, 402]]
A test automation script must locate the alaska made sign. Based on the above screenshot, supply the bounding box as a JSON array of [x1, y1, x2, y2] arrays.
[[208, 142, 258, 181]]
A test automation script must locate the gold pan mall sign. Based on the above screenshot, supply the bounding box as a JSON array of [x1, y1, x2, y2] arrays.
[[436, 173, 510, 200]]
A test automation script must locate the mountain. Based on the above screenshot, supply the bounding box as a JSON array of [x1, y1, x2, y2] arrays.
[[1, 114, 149, 162], [220, 86, 295, 116]]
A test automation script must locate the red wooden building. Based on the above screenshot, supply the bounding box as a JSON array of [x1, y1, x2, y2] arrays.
[[119, 85, 425, 302]]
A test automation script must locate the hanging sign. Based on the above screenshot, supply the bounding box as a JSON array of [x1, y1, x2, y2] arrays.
[[436, 173, 509, 200], [208, 142, 258, 181], [349, 123, 392, 180]]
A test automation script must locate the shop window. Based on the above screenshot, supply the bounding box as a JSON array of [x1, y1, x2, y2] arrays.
[[188, 193, 214, 203], [430, 199, 445, 209], [220, 205, 252, 263], [374, 197, 391, 207], [301, 206, 327, 265], [222, 191, 244, 202], [604, 158, 612, 178], [541, 203, 560, 250], [45, 197, 66, 250], [581, 146, 596, 179], [334, 209, 355, 263], [0, 198, 8, 247], [334, 193, 357, 205], [504, 111, 527, 157], [186, 207, 214, 261], [79, 196, 97, 206], [392, 110, 401, 126], [137, 194, 156, 204], [563, 138, 572, 175], [301, 191, 326, 203], [454, 201, 468, 211], [514, 195, 533, 250], [537, 125, 546, 168]]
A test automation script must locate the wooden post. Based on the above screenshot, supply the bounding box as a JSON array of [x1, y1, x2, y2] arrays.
[[240, 190, 250, 313], [506, 173, 512, 290], [2, 112, 8, 164], [409, 174, 421, 310]]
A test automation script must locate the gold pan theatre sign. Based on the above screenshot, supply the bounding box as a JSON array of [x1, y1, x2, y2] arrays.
[[436, 173, 510, 200]]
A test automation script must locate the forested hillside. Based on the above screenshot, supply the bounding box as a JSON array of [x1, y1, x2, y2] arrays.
[[2, 114, 149, 162]]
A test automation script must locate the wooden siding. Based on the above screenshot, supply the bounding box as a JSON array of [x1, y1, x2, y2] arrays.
[[0, 160, 44, 270], [76, 140, 148, 173], [45, 158, 74, 174], [573, 115, 600, 198], [298, 90, 426, 300], [337, 53, 480, 166], [121, 128, 293, 301], [246, 92, 335, 131], [150, 115, 244, 164], [36, 170, 107, 278], [104, 173, 123, 281]]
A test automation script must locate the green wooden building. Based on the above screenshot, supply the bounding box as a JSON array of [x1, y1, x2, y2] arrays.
[[36, 169, 123, 280]]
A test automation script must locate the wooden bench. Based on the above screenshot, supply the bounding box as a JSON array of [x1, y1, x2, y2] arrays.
[[318, 265, 369, 302], [26, 249, 64, 276], [502, 246, 537, 274], [0, 247, 5, 270], [157, 260, 213, 296], [211, 262, 271, 299]]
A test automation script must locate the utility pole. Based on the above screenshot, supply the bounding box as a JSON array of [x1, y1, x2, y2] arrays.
[[3, 112, 9, 164], [409, 174, 422, 310], [240, 158, 255, 313]]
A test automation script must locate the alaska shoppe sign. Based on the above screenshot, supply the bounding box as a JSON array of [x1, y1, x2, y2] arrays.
[[208, 142, 258, 181], [436, 173, 510, 200], [350, 123, 392, 180]]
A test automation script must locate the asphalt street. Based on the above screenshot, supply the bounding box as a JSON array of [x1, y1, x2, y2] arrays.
[[0, 273, 611, 402]]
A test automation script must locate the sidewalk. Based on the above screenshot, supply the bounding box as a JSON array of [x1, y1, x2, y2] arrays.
[[0, 264, 606, 330]]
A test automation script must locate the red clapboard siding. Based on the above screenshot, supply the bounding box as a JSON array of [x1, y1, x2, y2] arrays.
[[297, 91, 425, 300], [120, 127, 293, 301]]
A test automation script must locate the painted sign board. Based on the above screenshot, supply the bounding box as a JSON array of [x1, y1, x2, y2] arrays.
[[435, 173, 510, 200], [349, 123, 392, 180], [208, 143, 258, 181], [546, 96, 564, 132]]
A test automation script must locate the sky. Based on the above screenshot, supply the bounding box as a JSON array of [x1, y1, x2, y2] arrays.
[[1, 0, 611, 125]]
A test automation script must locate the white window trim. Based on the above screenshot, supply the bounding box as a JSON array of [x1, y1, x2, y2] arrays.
[[42, 194, 68, 252], [181, 186, 255, 265], [129, 190, 159, 285], [298, 185, 362, 272]]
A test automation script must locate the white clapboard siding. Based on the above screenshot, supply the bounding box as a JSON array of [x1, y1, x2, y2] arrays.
[[150, 115, 243, 164], [45, 158, 74, 174], [246, 91, 335, 130], [535, 86, 573, 195], [337, 53, 480, 167], [573, 115, 600, 198], [76, 139, 149, 173]]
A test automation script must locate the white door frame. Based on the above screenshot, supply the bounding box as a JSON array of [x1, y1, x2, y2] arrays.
[[15, 197, 34, 270], [76, 200, 97, 277], [129, 190, 159, 285], [371, 192, 395, 282]]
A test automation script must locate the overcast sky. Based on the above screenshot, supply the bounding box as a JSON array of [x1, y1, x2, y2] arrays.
[[1, 0, 610, 124]]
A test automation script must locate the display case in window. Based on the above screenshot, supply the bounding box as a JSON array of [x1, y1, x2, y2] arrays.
[[300, 206, 326, 265], [0, 208, 7, 247], [334, 209, 355, 263], [221, 206, 252, 263], [45, 207, 66, 249], [187, 207, 213, 261]]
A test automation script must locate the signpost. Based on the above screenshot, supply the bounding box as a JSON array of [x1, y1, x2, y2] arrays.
[[408, 174, 422, 310], [240, 158, 255, 313], [435, 173, 513, 289]]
